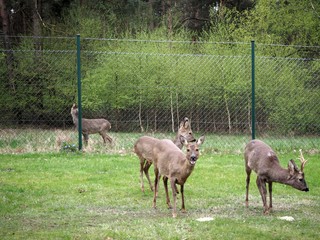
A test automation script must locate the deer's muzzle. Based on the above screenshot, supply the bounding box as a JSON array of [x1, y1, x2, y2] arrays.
[[190, 156, 197, 165]]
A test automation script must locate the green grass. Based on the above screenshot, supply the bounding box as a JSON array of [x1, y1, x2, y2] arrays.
[[0, 128, 319, 154], [0, 152, 319, 239]]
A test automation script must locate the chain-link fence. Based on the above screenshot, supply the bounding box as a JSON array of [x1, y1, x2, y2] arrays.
[[0, 36, 319, 153]]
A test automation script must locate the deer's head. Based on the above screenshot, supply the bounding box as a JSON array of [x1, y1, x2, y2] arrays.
[[181, 135, 205, 166], [178, 117, 196, 143], [71, 103, 78, 116], [287, 149, 309, 192]]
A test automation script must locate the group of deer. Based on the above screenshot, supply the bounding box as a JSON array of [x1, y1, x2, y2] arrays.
[[71, 104, 309, 218]]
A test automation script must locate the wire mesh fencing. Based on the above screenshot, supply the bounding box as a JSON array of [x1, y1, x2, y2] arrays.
[[0, 36, 319, 153]]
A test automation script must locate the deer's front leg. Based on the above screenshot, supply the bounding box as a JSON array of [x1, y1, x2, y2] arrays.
[[163, 176, 172, 209], [268, 182, 273, 211], [256, 176, 268, 214], [180, 184, 186, 213], [170, 178, 177, 218], [83, 133, 89, 145], [153, 169, 160, 209]]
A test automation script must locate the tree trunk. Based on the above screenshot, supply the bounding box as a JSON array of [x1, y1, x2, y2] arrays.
[[224, 91, 231, 134], [0, 0, 15, 92], [170, 91, 175, 132]]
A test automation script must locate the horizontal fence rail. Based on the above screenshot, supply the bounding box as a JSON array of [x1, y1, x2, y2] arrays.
[[0, 36, 319, 153]]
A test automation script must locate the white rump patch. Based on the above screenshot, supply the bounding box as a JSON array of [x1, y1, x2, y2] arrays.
[[196, 217, 214, 222], [278, 216, 295, 221]]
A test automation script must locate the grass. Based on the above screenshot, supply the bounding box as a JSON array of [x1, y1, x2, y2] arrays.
[[0, 151, 319, 239], [0, 128, 319, 154]]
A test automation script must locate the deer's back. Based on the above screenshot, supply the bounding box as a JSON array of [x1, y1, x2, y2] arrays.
[[155, 140, 187, 179], [245, 139, 280, 174], [82, 118, 111, 133], [134, 136, 160, 162]]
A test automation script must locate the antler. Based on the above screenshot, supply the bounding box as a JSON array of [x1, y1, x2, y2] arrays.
[[299, 149, 308, 172]]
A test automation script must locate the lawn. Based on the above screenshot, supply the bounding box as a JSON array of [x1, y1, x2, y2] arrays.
[[0, 150, 319, 239]]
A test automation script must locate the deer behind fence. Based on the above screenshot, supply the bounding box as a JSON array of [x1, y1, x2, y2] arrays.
[[70, 104, 112, 145]]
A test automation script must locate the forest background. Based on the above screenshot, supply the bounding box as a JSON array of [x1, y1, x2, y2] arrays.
[[2, 0, 319, 45], [0, 0, 319, 152]]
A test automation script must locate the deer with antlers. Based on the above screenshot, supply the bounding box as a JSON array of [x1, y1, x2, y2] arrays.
[[244, 139, 309, 214]]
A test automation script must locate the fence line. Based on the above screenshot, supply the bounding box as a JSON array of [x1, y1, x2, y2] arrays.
[[0, 36, 319, 153]]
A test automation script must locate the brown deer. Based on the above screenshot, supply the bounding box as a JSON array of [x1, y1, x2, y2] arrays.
[[244, 139, 309, 214], [70, 104, 112, 145], [172, 117, 195, 148], [134, 117, 195, 192], [152, 135, 205, 218]]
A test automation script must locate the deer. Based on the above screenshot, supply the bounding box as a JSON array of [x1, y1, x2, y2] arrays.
[[134, 117, 195, 192], [244, 139, 309, 214], [70, 104, 112, 145], [152, 135, 205, 218], [172, 117, 195, 149]]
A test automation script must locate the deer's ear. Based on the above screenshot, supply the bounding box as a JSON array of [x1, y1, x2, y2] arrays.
[[288, 159, 299, 175], [197, 136, 205, 145], [179, 135, 188, 146], [184, 117, 190, 129]]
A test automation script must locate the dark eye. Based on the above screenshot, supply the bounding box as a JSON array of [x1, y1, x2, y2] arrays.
[[299, 178, 303, 182], [189, 132, 192, 135]]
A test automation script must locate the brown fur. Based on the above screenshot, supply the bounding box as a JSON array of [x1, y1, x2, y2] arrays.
[[70, 104, 112, 145], [133, 117, 195, 192], [244, 139, 309, 214], [152, 136, 205, 217]]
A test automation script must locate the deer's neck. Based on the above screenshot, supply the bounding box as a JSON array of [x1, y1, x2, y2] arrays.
[[268, 165, 290, 184], [172, 136, 183, 149], [71, 113, 78, 126], [176, 160, 195, 184]]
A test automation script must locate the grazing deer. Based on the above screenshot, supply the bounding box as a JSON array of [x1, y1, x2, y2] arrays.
[[134, 117, 195, 192], [152, 135, 205, 218], [70, 104, 112, 145], [244, 139, 309, 214]]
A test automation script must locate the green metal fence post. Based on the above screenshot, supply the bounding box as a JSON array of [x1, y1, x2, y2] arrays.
[[251, 40, 256, 140], [76, 34, 83, 150]]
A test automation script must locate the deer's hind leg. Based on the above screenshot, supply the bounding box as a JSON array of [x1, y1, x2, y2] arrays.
[[139, 158, 146, 192], [245, 167, 252, 207], [143, 160, 153, 192], [100, 132, 112, 144], [101, 131, 112, 144]]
